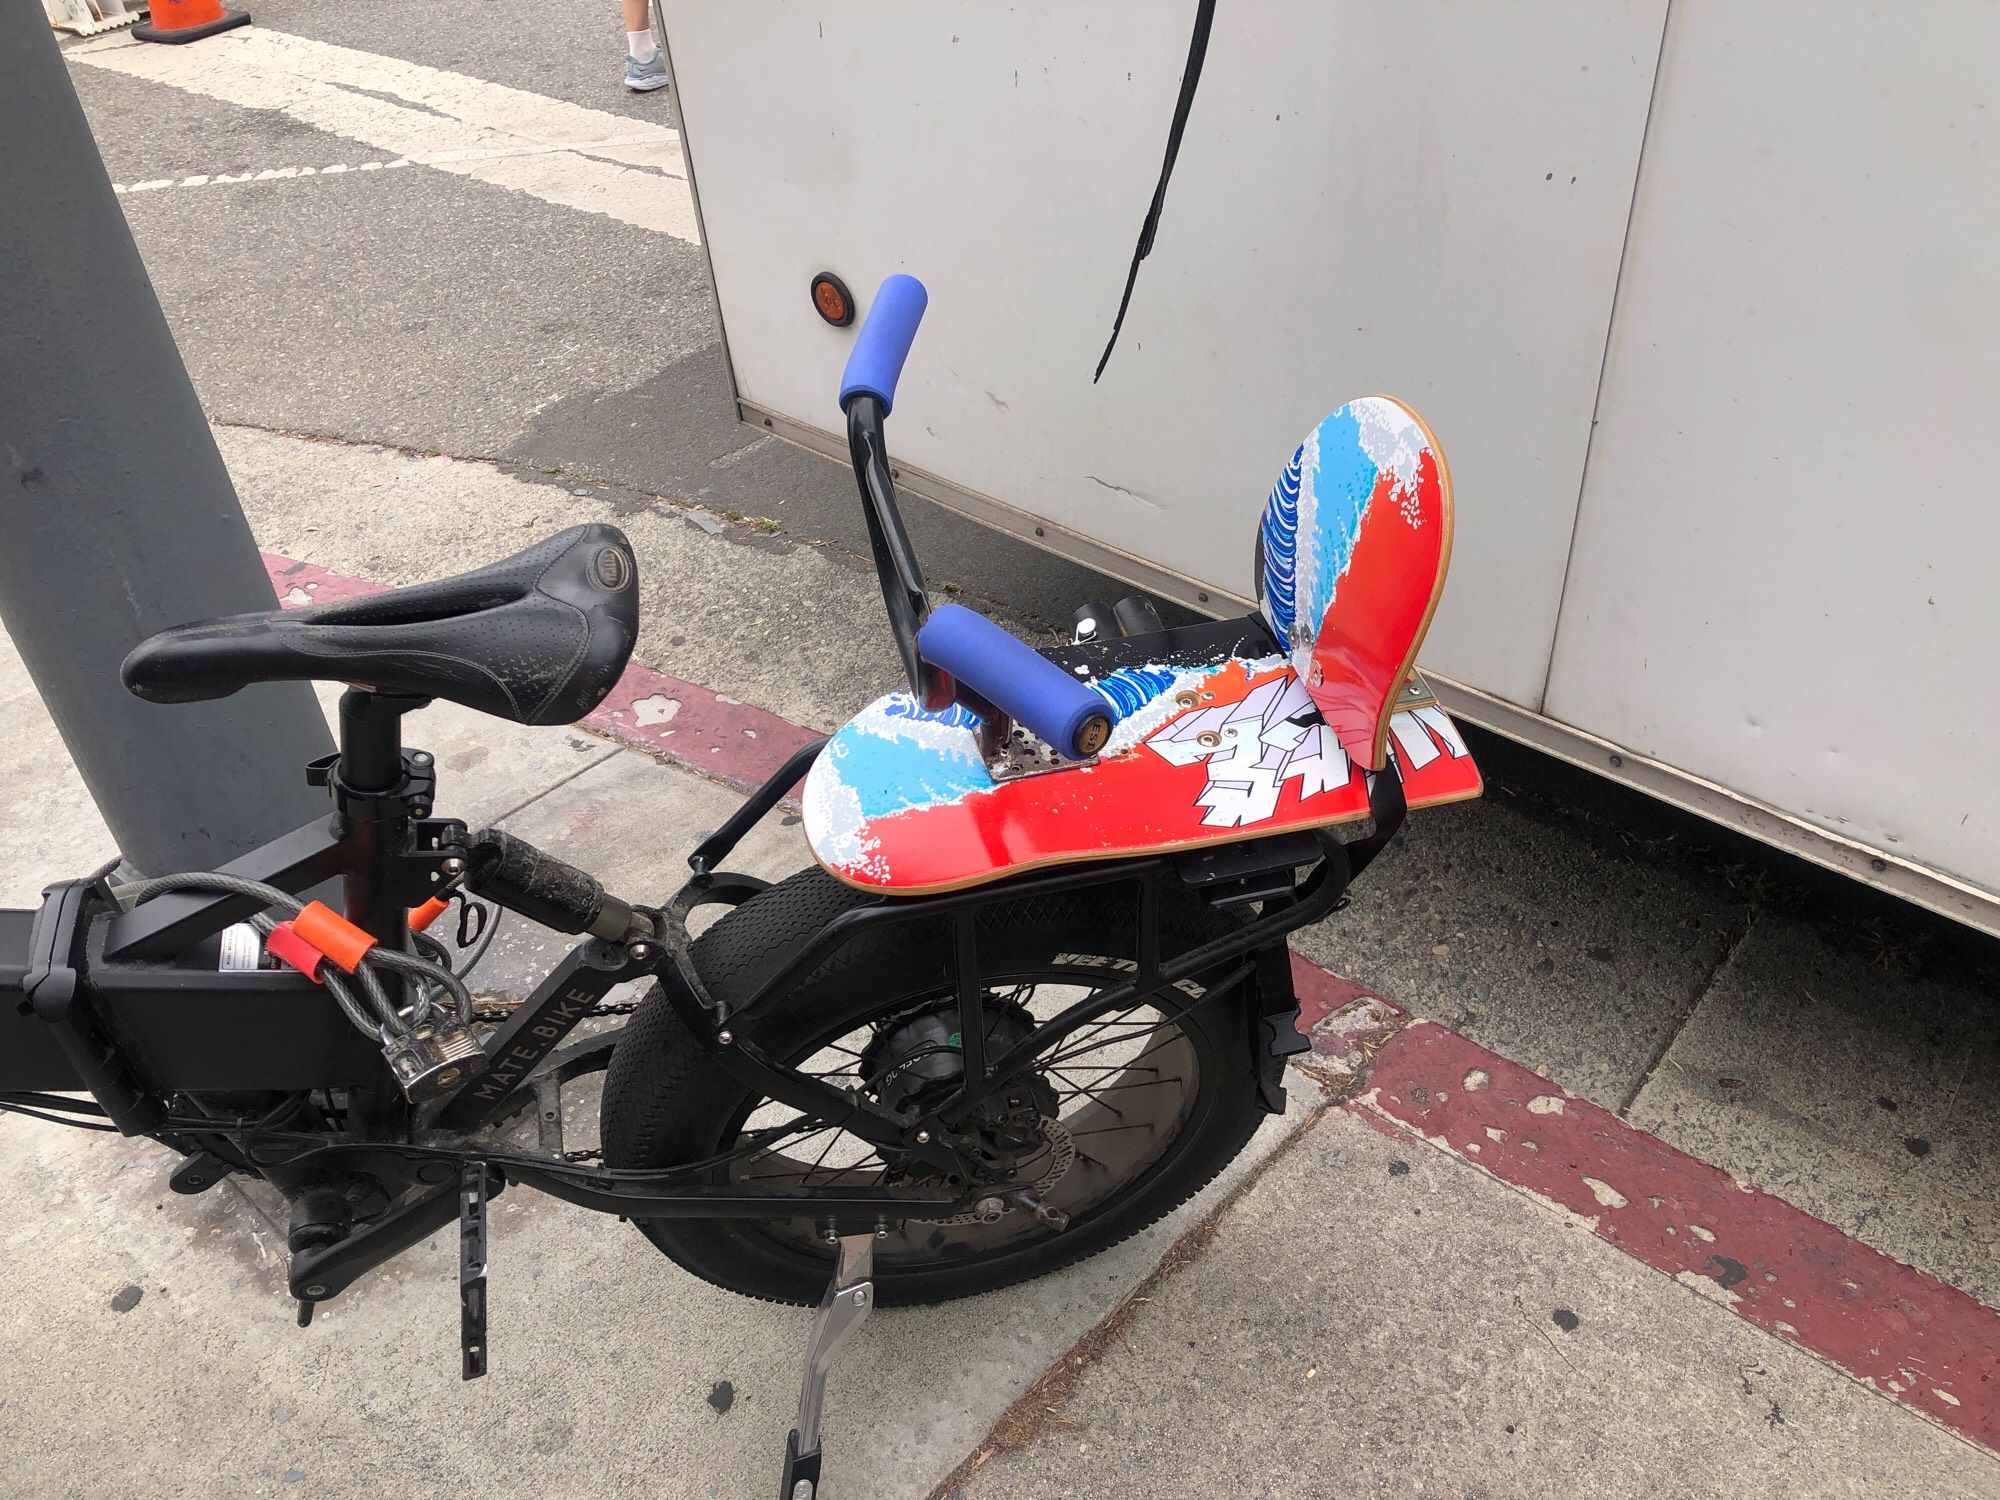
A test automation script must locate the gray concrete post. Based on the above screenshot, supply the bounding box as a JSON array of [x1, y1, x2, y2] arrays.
[[0, 12, 335, 874]]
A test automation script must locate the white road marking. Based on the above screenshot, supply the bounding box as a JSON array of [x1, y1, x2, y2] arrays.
[[111, 135, 671, 195], [71, 29, 699, 242]]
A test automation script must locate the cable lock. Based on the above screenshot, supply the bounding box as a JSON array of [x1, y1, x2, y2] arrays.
[[111, 871, 489, 1104]]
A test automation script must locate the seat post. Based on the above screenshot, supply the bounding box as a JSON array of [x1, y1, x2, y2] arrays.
[[334, 689, 429, 954], [337, 689, 409, 795]]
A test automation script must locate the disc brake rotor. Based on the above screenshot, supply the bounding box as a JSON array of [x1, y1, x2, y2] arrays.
[[922, 1114, 1075, 1226]]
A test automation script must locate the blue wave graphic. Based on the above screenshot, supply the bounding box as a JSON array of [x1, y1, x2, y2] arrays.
[[835, 707, 990, 822], [1091, 664, 1178, 720], [1259, 443, 1303, 638], [883, 697, 982, 730]]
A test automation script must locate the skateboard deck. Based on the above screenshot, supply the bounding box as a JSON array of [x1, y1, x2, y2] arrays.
[[803, 634, 1481, 894], [803, 396, 1470, 894], [1259, 395, 1452, 770]]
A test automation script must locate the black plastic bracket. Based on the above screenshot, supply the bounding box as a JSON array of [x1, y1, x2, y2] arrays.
[[169, 1150, 233, 1195], [779, 1432, 821, 1500], [290, 1177, 462, 1304], [28, 880, 162, 1133]]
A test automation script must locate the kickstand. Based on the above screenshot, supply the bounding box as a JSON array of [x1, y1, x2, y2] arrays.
[[459, 1162, 489, 1380], [778, 1232, 876, 1500]]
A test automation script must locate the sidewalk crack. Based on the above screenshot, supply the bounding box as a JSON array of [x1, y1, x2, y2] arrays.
[[485, 744, 624, 828], [1615, 906, 1756, 1119], [927, 1013, 1408, 1498]]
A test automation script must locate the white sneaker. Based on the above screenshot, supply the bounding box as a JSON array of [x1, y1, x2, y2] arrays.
[[624, 50, 669, 93]]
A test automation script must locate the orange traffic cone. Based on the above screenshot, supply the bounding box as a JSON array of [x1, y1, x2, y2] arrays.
[[134, 0, 250, 44]]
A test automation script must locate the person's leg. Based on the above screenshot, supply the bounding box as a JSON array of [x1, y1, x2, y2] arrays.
[[620, 0, 669, 92], [622, 0, 653, 58]]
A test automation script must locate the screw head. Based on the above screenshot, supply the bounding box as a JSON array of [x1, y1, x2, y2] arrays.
[[302, 1284, 328, 1298], [716, 1029, 734, 1046], [440, 857, 466, 876], [792, 1481, 815, 1500], [915, 1129, 931, 1144], [974, 1196, 1005, 1221]]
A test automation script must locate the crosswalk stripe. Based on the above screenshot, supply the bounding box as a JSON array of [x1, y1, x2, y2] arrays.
[[72, 29, 699, 243]]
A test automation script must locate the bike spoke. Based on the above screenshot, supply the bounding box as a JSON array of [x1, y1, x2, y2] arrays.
[[1048, 1066, 1127, 1118], [1065, 1121, 1164, 1141]]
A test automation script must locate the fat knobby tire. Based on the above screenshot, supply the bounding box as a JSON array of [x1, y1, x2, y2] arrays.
[[599, 867, 1271, 1306]]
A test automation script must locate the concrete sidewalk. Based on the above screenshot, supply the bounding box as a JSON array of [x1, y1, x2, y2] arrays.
[[3, 429, 1996, 1498], [948, 1103, 1991, 1500]]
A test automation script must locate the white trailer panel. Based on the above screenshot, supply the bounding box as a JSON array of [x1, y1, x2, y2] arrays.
[[1545, 1, 2000, 895]]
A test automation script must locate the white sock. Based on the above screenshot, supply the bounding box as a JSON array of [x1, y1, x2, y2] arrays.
[[627, 30, 657, 64]]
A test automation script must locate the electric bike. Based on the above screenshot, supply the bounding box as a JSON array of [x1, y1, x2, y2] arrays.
[[0, 275, 1480, 1496]]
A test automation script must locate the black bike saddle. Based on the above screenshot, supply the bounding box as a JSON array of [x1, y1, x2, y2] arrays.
[[122, 524, 639, 727]]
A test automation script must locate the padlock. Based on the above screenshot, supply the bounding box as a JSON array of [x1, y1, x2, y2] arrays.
[[381, 1022, 489, 1103]]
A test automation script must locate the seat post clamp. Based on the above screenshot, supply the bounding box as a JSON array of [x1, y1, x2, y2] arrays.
[[306, 750, 438, 824]]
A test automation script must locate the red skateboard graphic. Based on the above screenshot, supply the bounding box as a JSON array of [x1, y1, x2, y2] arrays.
[[804, 397, 1478, 893]]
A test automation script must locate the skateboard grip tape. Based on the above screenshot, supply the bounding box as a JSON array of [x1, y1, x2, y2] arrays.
[[918, 603, 1112, 760]]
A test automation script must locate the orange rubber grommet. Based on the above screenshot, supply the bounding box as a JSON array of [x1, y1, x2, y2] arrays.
[[409, 896, 452, 933], [292, 900, 377, 973], [263, 921, 325, 983]]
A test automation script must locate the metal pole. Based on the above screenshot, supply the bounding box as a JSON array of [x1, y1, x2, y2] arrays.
[[0, 12, 334, 874]]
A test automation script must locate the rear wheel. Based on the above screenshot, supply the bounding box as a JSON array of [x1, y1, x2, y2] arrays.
[[600, 867, 1269, 1306]]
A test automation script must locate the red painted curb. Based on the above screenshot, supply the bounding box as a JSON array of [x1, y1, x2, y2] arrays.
[[1288, 954, 1405, 1063], [586, 669, 821, 798], [265, 550, 2000, 1454], [264, 553, 821, 796], [266, 555, 387, 608], [1352, 1020, 2000, 1451]]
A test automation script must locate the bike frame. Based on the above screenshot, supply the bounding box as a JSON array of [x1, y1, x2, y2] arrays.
[[1, 382, 1404, 1314], [2, 676, 1392, 1295]]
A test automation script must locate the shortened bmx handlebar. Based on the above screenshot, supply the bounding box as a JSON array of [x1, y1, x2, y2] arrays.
[[838, 276, 1112, 760]]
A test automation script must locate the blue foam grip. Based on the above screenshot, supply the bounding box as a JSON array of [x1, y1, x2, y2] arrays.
[[918, 604, 1113, 760], [839, 275, 929, 415]]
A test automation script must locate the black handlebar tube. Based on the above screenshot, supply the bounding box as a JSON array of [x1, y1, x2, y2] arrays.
[[846, 396, 952, 710], [687, 736, 828, 876]]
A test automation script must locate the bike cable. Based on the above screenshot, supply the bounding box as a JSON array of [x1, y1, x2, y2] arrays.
[[114, 871, 475, 1041], [0, 1093, 120, 1132]]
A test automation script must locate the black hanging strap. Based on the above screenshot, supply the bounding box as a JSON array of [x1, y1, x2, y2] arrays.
[[1093, 0, 1218, 383]]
